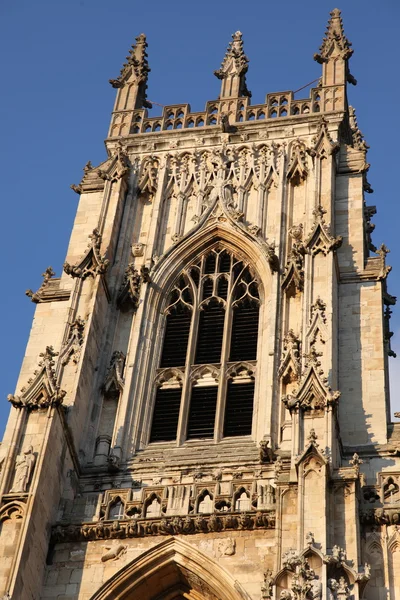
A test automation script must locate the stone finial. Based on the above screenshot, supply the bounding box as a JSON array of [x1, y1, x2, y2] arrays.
[[314, 9, 353, 63], [214, 31, 251, 99], [314, 9, 356, 90], [109, 33, 151, 109]]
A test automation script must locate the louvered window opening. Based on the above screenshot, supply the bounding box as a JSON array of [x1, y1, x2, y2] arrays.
[[195, 303, 225, 364], [160, 309, 192, 367], [224, 381, 255, 437], [150, 246, 260, 444], [150, 387, 182, 442], [187, 386, 218, 439], [230, 305, 259, 361]]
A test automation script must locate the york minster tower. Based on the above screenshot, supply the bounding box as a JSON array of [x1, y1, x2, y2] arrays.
[[0, 9, 399, 600]]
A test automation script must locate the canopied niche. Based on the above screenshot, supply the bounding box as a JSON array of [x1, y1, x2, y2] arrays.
[[89, 537, 250, 600]]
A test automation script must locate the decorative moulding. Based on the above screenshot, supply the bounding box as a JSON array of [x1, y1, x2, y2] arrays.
[[26, 267, 70, 304], [64, 229, 109, 279], [8, 346, 66, 410]]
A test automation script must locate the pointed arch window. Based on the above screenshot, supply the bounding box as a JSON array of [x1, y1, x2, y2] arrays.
[[150, 247, 260, 444]]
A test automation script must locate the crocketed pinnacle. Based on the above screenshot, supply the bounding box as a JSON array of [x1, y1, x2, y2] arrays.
[[314, 8, 353, 63], [214, 31, 251, 98], [110, 33, 151, 89]]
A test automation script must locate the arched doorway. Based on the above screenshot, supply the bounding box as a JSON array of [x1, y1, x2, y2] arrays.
[[90, 537, 251, 600]]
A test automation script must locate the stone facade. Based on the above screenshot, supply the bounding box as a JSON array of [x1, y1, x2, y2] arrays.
[[0, 8, 399, 600]]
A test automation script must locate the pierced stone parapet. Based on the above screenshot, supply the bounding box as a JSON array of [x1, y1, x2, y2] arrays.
[[109, 87, 326, 138]]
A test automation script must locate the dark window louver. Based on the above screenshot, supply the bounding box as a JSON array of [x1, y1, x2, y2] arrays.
[[150, 387, 181, 442], [195, 303, 225, 364], [229, 305, 259, 361], [187, 386, 218, 438], [202, 278, 214, 299], [204, 253, 216, 274], [160, 310, 191, 367], [219, 251, 231, 272], [224, 381, 254, 437], [217, 276, 228, 299]]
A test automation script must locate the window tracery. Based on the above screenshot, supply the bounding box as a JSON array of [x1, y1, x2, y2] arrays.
[[150, 246, 260, 444]]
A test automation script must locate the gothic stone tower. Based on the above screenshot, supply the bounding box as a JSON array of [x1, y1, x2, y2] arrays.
[[0, 9, 399, 600]]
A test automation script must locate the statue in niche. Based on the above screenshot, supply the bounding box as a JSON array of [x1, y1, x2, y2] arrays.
[[336, 577, 350, 599], [10, 445, 36, 493], [279, 592, 292, 599], [327, 579, 339, 600], [309, 576, 322, 599]]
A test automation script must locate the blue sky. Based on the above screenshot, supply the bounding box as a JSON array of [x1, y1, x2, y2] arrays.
[[0, 0, 399, 437]]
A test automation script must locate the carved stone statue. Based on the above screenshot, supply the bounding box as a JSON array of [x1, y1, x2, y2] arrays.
[[336, 577, 350, 599], [10, 446, 35, 493], [309, 576, 322, 599], [261, 569, 273, 599], [279, 591, 292, 600], [327, 579, 339, 600], [101, 540, 127, 562]]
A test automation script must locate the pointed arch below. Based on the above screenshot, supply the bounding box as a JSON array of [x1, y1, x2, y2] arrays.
[[89, 537, 251, 600], [150, 222, 272, 311]]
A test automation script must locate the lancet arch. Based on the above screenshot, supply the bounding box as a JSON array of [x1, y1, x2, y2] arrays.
[[122, 223, 276, 455], [89, 537, 251, 600]]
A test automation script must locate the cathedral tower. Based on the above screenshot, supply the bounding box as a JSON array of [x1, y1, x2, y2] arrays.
[[0, 9, 399, 600]]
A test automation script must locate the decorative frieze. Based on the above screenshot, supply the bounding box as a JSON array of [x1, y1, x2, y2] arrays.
[[52, 507, 276, 544]]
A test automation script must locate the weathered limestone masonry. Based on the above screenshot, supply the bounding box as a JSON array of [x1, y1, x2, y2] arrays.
[[0, 8, 399, 600]]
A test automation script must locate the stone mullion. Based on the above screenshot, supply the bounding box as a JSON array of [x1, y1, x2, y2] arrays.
[[214, 276, 234, 443], [176, 302, 199, 447], [176, 260, 203, 446]]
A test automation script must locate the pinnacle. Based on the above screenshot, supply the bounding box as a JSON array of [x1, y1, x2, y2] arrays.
[[314, 7, 353, 62], [214, 31, 251, 98], [109, 33, 150, 89], [215, 31, 249, 78]]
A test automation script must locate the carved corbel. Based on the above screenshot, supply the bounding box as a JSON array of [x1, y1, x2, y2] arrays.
[[70, 183, 82, 194], [376, 243, 392, 280], [64, 229, 109, 279], [102, 351, 125, 398], [117, 263, 141, 310], [259, 440, 274, 463], [8, 346, 66, 410], [304, 205, 342, 256]]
